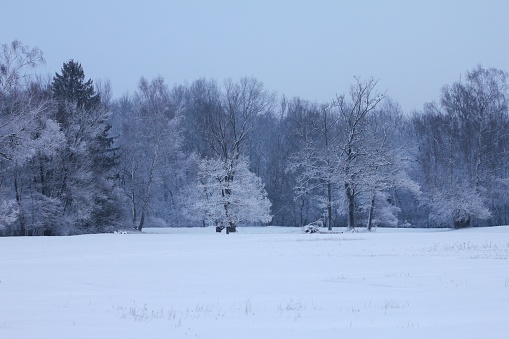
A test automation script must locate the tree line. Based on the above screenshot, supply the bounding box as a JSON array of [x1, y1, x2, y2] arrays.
[[1, 40, 508, 236]]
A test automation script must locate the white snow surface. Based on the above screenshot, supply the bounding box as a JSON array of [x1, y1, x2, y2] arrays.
[[1, 226, 508, 338]]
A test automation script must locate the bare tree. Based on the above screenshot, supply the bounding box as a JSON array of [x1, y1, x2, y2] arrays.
[[363, 99, 420, 231], [0, 40, 45, 93], [415, 66, 508, 228], [287, 103, 339, 230], [332, 77, 385, 230], [115, 77, 184, 231]]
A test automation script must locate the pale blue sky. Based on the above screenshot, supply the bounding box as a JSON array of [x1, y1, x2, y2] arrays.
[[3, 0, 509, 112]]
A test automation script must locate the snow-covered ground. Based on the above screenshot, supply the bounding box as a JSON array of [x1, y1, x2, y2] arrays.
[[1, 226, 508, 338]]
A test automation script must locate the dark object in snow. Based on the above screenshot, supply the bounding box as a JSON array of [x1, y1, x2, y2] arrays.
[[215, 225, 236, 233], [453, 215, 471, 229], [302, 219, 323, 233], [302, 225, 319, 234]]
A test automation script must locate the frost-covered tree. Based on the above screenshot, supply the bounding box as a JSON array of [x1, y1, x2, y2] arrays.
[[278, 98, 322, 226], [332, 77, 385, 230], [46, 60, 121, 234], [192, 77, 275, 232], [185, 156, 271, 230], [287, 102, 339, 229], [113, 77, 185, 230], [361, 99, 420, 231], [413, 66, 508, 228], [4, 89, 64, 232], [0, 40, 44, 93], [0, 41, 52, 162], [0, 41, 66, 236]]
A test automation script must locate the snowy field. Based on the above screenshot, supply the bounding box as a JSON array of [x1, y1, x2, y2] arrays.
[[1, 226, 508, 339]]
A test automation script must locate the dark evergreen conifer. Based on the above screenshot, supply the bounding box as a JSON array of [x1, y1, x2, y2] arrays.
[[51, 60, 100, 126], [47, 60, 121, 233]]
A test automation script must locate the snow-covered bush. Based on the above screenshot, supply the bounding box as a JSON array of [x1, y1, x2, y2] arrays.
[[426, 188, 491, 228]]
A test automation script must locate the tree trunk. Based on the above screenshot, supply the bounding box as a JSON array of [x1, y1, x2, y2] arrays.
[[223, 199, 235, 234], [327, 179, 333, 231], [136, 148, 157, 232], [39, 159, 47, 196], [14, 166, 26, 236], [367, 190, 376, 231], [299, 197, 305, 227], [131, 191, 137, 229], [345, 182, 355, 230], [137, 209, 145, 231]]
